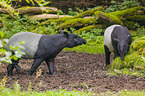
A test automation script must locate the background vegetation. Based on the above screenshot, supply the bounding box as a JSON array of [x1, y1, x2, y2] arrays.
[[0, 0, 145, 95]]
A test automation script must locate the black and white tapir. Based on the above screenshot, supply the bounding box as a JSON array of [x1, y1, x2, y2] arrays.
[[104, 25, 132, 66], [4, 30, 86, 76]]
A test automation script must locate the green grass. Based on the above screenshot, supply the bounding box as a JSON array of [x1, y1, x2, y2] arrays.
[[63, 43, 104, 54], [63, 35, 104, 54], [1, 87, 145, 96], [108, 52, 145, 77], [0, 88, 94, 96]]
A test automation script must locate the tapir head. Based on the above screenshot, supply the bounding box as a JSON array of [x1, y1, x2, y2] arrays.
[[61, 30, 86, 48], [114, 35, 132, 60]]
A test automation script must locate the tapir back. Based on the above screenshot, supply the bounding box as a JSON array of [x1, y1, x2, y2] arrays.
[[4, 32, 42, 59]]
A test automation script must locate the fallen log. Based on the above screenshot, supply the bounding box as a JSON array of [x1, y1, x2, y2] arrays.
[[29, 14, 73, 20], [95, 7, 144, 27], [0, 6, 58, 15], [15, 7, 58, 15]]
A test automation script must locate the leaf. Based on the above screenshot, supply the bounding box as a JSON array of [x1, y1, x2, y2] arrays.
[[43, 1, 50, 6], [0, 41, 3, 48], [19, 41, 25, 45], [26, 0, 30, 3], [3, 39, 9, 43], [5, 51, 12, 57], [0, 31, 4, 38]]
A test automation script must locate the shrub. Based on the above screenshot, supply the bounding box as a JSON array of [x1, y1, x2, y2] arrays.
[[108, 52, 145, 77]]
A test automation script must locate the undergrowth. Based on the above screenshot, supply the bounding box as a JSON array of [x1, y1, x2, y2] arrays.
[[0, 76, 145, 96], [108, 52, 145, 77]]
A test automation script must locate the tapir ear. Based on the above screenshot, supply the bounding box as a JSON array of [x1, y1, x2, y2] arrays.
[[63, 32, 69, 38], [60, 30, 69, 38], [114, 38, 119, 42]]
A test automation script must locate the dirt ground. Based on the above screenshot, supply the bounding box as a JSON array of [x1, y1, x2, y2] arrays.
[[0, 51, 145, 93]]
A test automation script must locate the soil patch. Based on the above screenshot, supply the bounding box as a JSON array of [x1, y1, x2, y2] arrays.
[[0, 51, 145, 92]]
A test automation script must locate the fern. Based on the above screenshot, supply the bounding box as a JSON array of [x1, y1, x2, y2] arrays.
[[105, 0, 140, 13]]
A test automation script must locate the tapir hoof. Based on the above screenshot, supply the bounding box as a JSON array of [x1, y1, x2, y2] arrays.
[[49, 72, 54, 75], [28, 71, 33, 76]]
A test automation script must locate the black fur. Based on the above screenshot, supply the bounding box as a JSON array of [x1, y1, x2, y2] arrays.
[[104, 26, 132, 66], [7, 31, 86, 76]]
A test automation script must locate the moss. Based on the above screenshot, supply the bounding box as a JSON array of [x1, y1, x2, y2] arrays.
[[18, 6, 32, 10], [108, 52, 145, 77], [127, 15, 145, 20], [59, 17, 97, 28], [75, 6, 104, 18], [131, 36, 145, 54], [94, 11, 102, 18], [40, 16, 73, 25], [77, 25, 96, 32], [123, 21, 136, 29], [110, 6, 143, 18], [95, 11, 123, 25]]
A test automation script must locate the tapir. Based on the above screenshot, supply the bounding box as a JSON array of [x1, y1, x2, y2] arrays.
[[4, 30, 86, 76], [104, 25, 132, 66]]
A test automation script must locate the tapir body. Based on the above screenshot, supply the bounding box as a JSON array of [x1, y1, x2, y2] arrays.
[[4, 31, 86, 76], [104, 25, 132, 66]]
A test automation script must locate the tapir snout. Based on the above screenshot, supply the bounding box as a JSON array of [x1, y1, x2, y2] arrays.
[[80, 38, 86, 45], [120, 53, 125, 60]]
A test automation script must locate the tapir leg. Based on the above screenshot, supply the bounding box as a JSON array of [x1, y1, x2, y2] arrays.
[[113, 46, 120, 59], [28, 58, 44, 75], [45, 59, 54, 75], [7, 59, 21, 76], [104, 45, 111, 66], [7, 64, 14, 76]]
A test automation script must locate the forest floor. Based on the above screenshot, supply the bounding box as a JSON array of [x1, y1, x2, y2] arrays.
[[0, 51, 145, 93]]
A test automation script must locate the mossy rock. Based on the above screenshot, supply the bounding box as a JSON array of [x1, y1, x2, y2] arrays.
[[75, 6, 104, 18], [95, 11, 123, 25]]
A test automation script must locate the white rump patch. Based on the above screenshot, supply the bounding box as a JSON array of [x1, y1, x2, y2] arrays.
[[4, 32, 42, 59], [104, 25, 121, 52]]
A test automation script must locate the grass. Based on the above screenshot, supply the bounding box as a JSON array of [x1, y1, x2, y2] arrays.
[[1, 84, 145, 96]]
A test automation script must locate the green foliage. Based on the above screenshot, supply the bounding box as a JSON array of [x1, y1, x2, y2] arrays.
[[105, 0, 140, 13], [0, 77, 94, 96], [75, 6, 104, 18], [131, 36, 145, 56], [64, 30, 104, 54], [59, 17, 97, 28], [94, 11, 123, 25], [132, 36, 145, 49], [0, 31, 25, 64], [110, 6, 143, 18], [134, 24, 145, 36], [108, 52, 145, 77], [68, 8, 83, 16], [77, 25, 97, 32], [0, 14, 40, 38], [1, 76, 145, 96]]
